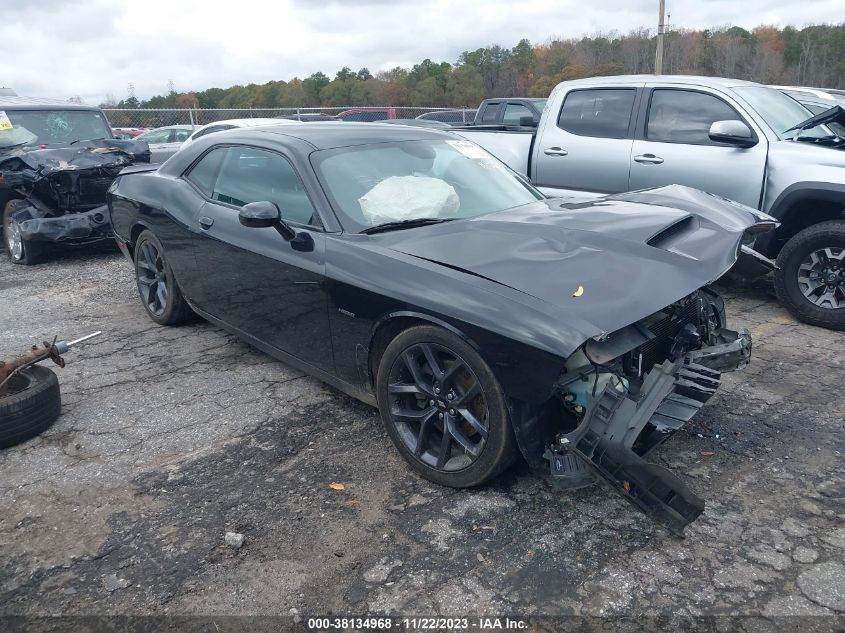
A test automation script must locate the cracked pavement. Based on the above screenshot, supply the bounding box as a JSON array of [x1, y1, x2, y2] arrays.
[[0, 249, 843, 624]]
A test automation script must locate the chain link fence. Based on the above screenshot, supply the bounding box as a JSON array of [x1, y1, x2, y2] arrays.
[[102, 107, 477, 131]]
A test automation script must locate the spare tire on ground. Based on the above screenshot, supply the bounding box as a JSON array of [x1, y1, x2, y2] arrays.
[[0, 365, 61, 448]]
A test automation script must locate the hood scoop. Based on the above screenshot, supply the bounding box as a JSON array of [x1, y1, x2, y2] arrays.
[[647, 215, 698, 250]]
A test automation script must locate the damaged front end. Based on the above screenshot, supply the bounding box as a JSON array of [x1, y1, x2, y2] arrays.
[[1, 139, 149, 245], [542, 289, 751, 536]]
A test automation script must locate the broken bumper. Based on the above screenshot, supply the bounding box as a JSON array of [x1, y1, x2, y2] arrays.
[[545, 327, 752, 536], [731, 244, 778, 279], [12, 204, 112, 243]]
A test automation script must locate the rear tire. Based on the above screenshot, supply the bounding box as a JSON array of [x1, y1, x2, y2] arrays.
[[133, 230, 194, 325], [376, 325, 518, 488], [775, 220, 845, 330], [3, 200, 44, 265], [0, 365, 61, 449]]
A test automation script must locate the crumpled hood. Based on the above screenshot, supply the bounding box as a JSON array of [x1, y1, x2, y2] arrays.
[[0, 138, 150, 173], [376, 185, 766, 336]]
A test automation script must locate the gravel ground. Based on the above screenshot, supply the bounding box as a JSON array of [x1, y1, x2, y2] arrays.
[[0, 248, 843, 629]]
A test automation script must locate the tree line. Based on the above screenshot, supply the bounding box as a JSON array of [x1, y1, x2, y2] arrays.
[[104, 22, 845, 110]]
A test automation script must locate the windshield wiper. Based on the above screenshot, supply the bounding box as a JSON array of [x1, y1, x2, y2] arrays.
[[361, 217, 455, 235], [784, 105, 845, 135]]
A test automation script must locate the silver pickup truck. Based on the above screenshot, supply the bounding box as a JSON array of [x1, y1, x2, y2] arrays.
[[455, 75, 845, 330]]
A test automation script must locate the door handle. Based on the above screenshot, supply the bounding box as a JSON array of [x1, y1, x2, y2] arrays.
[[199, 216, 214, 230], [633, 154, 664, 164], [543, 147, 568, 156]]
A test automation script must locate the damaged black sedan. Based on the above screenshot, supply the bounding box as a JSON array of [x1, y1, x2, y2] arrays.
[[108, 123, 774, 534], [1, 99, 149, 264]]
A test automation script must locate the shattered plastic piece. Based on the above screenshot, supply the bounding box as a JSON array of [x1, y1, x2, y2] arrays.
[[545, 326, 753, 536], [572, 285, 584, 297], [358, 175, 459, 225], [329, 482, 346, 491]]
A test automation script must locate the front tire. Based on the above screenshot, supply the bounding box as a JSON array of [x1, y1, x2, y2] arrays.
[[3, 200, 44, 265], [134, 230, 194, 325], [775, 220, 845, 330], [375, 325, 517, 488]]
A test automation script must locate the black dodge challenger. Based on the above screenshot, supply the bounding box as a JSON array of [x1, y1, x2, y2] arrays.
[[108, 123, 775, 534]]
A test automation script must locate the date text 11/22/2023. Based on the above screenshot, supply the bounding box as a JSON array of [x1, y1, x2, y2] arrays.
[[306, 616, 529, 630]]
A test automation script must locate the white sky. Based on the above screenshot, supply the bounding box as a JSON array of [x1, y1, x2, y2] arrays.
[[1, 0, 840, 104]]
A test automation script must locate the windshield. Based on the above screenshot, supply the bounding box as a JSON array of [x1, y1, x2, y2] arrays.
[[313, 139, 543, 232], [0, 109, 113, 148], [731, 87, 824, 138]]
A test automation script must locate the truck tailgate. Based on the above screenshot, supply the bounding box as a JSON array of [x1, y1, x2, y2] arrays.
[[451, 128, 534, 175]]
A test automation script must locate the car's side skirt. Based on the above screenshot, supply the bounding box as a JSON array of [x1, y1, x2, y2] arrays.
[[190, 304, 378, 408]]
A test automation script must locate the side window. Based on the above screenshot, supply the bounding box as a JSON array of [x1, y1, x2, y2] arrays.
[[212, 147, 317, 226], [173, 129, 191, 142], [186, 147, 227, 197], [480, 103, 501, 123], [647, 89, 741, 144], [503, 103, 533, 125], [557, 89, 636, 138]]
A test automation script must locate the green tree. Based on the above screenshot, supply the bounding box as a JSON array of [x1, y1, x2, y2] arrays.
[[303, 72, 330, 106]]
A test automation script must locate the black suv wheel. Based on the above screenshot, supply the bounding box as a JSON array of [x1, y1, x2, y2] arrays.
[[775, 220, 845, 330]]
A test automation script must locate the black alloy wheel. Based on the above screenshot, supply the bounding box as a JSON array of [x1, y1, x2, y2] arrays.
[[775, 220, 845, 330], [133, 230, 194, 326], [376, 325, 517, 488], [137, 239, 169, 317]]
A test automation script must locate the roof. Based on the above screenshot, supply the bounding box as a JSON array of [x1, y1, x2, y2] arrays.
[[0, 95, 102, 110], [557, 74, 764, 89], [483, 97, 547, 102], [242, 121, 453, 150], [194, 117, 299, 130]]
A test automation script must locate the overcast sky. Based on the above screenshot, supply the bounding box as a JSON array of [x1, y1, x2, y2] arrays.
[[1, 0, 839, 104]]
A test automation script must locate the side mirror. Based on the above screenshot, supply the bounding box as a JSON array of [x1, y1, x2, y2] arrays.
[[519, 115, 537, 127], [709, 120, 756, 147], [238, 201, 296, 241]]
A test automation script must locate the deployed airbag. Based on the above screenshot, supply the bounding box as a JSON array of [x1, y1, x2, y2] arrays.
[[359, 175, 459, 225]]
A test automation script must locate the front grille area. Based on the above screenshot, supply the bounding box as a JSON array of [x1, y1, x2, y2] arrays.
[[635, 294, 702, 373], [35, 167, 124, 211], [78, 175, 118, 206]]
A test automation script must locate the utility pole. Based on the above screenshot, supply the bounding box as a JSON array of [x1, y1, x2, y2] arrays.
[[654, 0, 665, 75]]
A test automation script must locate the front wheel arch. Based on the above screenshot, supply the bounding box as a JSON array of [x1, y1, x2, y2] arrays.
[[367, 311, 480, 388], [762, 187, 845, 258]]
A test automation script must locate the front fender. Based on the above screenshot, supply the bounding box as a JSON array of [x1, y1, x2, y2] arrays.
[[756, 181, 845, 256], [367, 309, 568, 405]]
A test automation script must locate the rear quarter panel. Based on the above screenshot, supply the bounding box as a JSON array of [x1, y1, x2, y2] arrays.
[[108, 171, 202, 298]]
